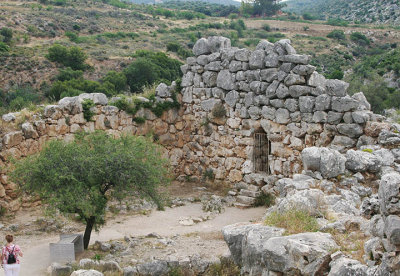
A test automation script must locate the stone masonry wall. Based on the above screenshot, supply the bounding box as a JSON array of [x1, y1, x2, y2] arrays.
[[176, 36, 391, 184], [0, 36, 393, 210]]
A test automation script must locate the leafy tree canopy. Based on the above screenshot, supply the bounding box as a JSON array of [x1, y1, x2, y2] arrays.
[[46, 44, 88, 70], [11, 132, 170, 249]]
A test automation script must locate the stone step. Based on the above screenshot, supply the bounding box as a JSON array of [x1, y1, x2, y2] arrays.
[[239, 189, 261, 198], [236, 195, 256, 205], [234, 203, 252, 209]]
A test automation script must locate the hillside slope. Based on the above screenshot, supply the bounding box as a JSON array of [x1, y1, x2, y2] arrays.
[[285, 0, 400, 25]]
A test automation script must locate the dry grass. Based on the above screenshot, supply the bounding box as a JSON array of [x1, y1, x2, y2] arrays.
[[326, 229, 367, 263], [264, 209, 320, 235]]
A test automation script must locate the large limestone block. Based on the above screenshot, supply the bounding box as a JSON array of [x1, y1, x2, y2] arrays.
[[2, 131, 24, 149], [379, 172, 400, 216], [217, 70, 236, 90], [301, 147, 346, 178], [325, 79, 349, 97], [345, 149, 382, 173], [278, 54, 311, 64], [249, 50, 265, 69], [328, 257, 370, 276], [262, 232, 338, 275]]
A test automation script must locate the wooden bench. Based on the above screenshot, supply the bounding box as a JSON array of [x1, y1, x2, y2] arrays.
[[50, 234, 84, 263]]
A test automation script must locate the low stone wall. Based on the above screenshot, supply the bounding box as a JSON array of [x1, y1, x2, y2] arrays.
[[0, 91, 186, 210]]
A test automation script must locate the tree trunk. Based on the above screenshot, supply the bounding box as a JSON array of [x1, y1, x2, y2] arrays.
[[83, 216, 96, 249]]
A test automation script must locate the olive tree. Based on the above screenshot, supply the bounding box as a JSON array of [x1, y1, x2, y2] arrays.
[[11, 131, 169, 249]]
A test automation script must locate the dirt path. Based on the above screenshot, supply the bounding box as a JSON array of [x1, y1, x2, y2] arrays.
[[0, 203, 265, 276]]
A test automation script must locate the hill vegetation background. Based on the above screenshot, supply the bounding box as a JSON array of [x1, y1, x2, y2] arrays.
[[0, 0, 399, 116]]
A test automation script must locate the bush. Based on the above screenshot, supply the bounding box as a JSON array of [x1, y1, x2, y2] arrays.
[[326, 69, 344, 80], [303, 13, 316, 20], [0, 42, 9, 52], [102, 71, 127, 93], [57, 67, 83, 81], [0, 85, 41, 112], [0, 27, 13, 43], [327, 18, 349, 27], [253, 193, 275, 207], [124, 50, 182, 93], [327, 30, 346, 40], [350, 32, 370, 46], [82, 99, 95, 121], [262, 24, 271, 32], [264, 209, 319, 235], [166, 42, 181, 52], [46, 44, 87, 70]]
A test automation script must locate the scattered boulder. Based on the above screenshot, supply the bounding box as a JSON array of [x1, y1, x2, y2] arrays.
[[301, 147, 346, 178]]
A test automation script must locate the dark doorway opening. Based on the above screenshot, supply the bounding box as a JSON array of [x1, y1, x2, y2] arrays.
[[253, 129, 271, 174]]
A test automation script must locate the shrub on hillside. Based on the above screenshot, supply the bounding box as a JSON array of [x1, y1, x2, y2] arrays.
[[0, 42, 9, 52], [102, 71, 127, 93], [124, 50, 182, 93], [56, 67, 84, 81], [0, 27, 13, 43], [327, 30, 346, 40], [350, 32, 370, 46], [46, 44, 87, 70]]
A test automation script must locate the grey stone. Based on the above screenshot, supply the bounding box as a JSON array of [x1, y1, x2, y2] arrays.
[[249, 50, 265, 69], [278, 54, 311, 64], [201, 98, 220, 112], [21, 122, 38, 139], [51, 263, 72, 276], [292, 64, 316, 75], [343, 112, 353, 124], [181, 71, 194, 87], [244, 92, 255, 107], [269, 99, 284, 108], [327, 111, 343, 124], [378, 130, 400, 146], [260, 68, 278, 82], [202, 71, 218, 87], [248, 106, 261, 120], [261, 106, 276, 120], [59, 96, 83, 114], [204, 61, 221, 71], [245, 70, 260, 81], [265, 53, 279, 67], [217, 70, 236, 90], [379, 172, 400, 216], [254, 95, 269, 106], [262, 233, 338, 275], [352, 111, 371, 124], [352, 92, 371, 110], [196, 55, 209, 66], [345, 149, 382, 173], [70, 270, 103, 276], [337, 123, 364, 138], [288, 85, 311, 98], [225, 91, 240, 107], [328, 257, 369, 276], [136, 260, 169, 276], [275, 108, 290, 124], [249, 81, 261, 93], [299, 96, 315, 113], [284, 99, 298, 112], [374, 148, 394, 166], [325, 79, 349, 97], [331, 135, 356, 149], [155, 83, 171, 98], [276, 189, 326, 216], [313, 111, 328, 123], [182, 88, 193, 103], [193, 38, 210, 56], [315, 94, 331, 111], [385, 215, 400, 245], [302, 147, 346, 178], [229, 60, 242, 72], [256, 40, 274, 51], [308, 72, 327, 87], [284, 73, 305, 86], [331, 96, 359, 112], [2, 113, 15, 122], [235, 49, 250, 61], [266, 80, 280, 98], [276, 83, 290, 99]]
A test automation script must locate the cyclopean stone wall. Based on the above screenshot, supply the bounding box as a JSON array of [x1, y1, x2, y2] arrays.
[[0, 36, 394, 210], [176, 36, 390, 183]]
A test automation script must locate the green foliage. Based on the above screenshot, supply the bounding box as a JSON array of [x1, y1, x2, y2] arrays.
[[362, 148, 373, 153], [102, 71, 127, 93], [166, 42, 193, 59], [327, 30, 346, 40], [303, 13, 316, 20], [211, 103, 227, 118], [244, 0, 286, 17], [326, 18, 349, 27], [0, 42, 9, 52], [262, 24, 271, 32], [47, 79, 101, 101], [0, 85, 42, 113], [46, 44, 87, 70], [133, 116, 146, 124], [11, 131, 169, 248], [264, 209, 319, 235], [124, 50, 182, 93], [350, 32, 370, 46], [202, 168, 214, 181], [204, 257, 241, 276], [253, 193, 275, 207], [0, 27, 13, 43], [82, 99, 95, 121], [158, 0, 239, 17], [326, 69, 344, 80], [57, 67, 84, 81]]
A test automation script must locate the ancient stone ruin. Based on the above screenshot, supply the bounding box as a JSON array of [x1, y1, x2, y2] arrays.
[[2, 36, 400, 274]]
